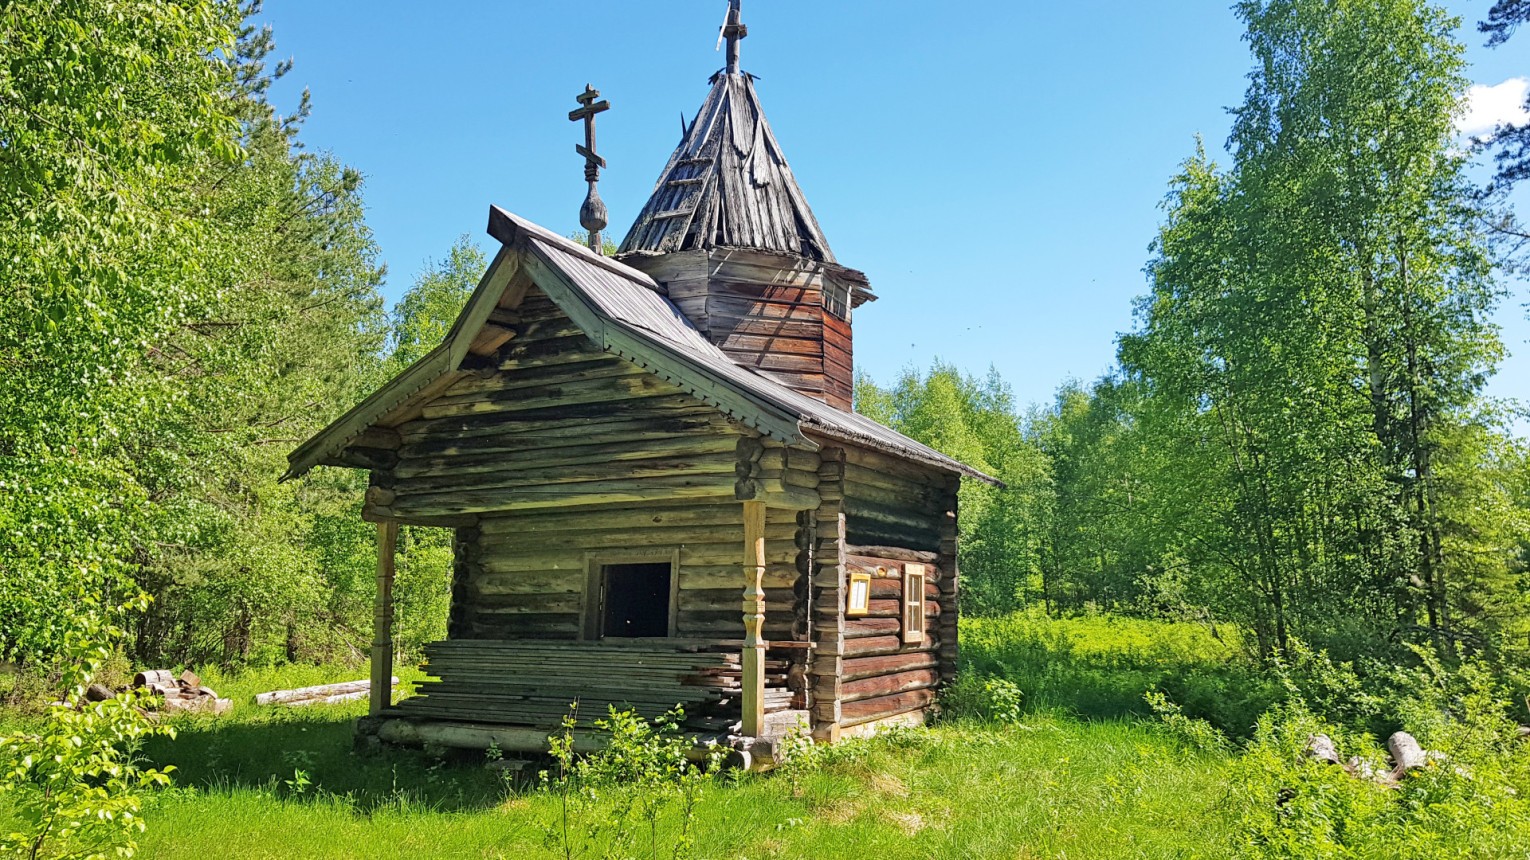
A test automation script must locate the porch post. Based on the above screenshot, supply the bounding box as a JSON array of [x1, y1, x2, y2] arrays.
[[741, 500, 767, 737], [370, 520, 399, 717]]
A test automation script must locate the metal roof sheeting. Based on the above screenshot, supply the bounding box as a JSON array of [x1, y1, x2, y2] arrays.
[[501, 210, 996, 484]]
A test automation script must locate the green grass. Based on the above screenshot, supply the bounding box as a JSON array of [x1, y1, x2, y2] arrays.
[[3, 616, 1254, 858], [128, 716, 1233, 859]]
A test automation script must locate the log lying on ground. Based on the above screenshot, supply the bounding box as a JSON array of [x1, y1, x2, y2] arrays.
[[255, 677, 399, 707], [1305, 734, 1341, 765], [1388, 731, 1428, 778]]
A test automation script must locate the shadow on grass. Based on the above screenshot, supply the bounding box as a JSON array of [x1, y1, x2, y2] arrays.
[[142, 705, 510, 813], [960, 613, 1283, 738]]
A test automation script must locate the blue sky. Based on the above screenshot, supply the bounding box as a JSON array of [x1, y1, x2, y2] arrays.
[[259, 1, 1530, 413]]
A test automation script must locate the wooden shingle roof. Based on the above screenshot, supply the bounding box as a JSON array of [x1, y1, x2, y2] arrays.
[[618, 71, 834, 262]]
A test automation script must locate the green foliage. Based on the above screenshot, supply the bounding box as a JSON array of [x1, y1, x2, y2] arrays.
[[961, 611, 1280, 736], [539, 706, 719, 860], [1144, 691, 1231, 754], [389, 237, 487, 367], [939, 673, 1024, 725], [855, 365, 1053, 614], [1010, 0, 1527, 664], [0, 604, 176, 860], [1231, 652, 1530, 859], [0, 0, 244, 664]]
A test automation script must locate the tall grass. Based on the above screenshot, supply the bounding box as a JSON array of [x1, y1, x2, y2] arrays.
[[961, 611, 1281, 736]]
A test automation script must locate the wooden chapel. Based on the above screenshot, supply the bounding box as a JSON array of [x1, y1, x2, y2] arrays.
[[285, 1, 996, 768]]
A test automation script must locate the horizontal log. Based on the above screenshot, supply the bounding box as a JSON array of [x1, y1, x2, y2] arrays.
[[842, 652, 938, 682], [846, 546, 942, 564], [471, 594, 584, 614], [476, 523, 795, 557], [255, 678, 396, 706], [396, 435, 739, 480], [838, 689, 937, 727], [844, 522, 940, 554], [472, 572, 583, 596], [399, 454, 737, 495], [843, 635, 940, 658], [842, 447, 948, 487], [401, 402, 717, 445], [391, 476, 739, 517], [844, 618, 902, 639], [841, 669, 939, 703]]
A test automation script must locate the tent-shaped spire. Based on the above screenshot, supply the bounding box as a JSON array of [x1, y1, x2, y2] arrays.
[[617, 65, 835, 262]]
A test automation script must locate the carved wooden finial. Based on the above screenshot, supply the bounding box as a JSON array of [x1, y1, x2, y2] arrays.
[[721, 0, 747, 76], [569, 83, 611, 253]]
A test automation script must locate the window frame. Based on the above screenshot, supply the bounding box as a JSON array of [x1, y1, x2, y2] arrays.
[[902, 563, 926, 644], [582, 548, 681, 640], [847, 570, 872, 617]]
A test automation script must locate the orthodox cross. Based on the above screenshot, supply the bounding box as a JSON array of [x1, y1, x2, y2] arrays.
[[569, 84, 610, 253], [721, 0, 747, 76]]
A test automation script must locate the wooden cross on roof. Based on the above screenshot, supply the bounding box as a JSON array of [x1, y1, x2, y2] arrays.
[[721, 0, 747, 76], [569, 84, 610, 253]]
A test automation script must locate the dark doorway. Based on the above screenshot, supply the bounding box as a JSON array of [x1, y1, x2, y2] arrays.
[[601, 562, 673, 638]]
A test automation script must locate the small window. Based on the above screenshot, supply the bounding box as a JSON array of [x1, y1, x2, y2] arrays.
[[601, 562, 673, 638], [823, 279, 850, 320], [902, 564, 926, 644], [847, 571, 871, 617]]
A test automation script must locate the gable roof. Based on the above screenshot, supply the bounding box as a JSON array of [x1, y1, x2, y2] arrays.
[[619, 71, 834, 262], [284, 207, 997, 486]]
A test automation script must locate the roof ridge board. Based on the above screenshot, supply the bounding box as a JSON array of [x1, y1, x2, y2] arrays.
[[490, 206, 659, 291]]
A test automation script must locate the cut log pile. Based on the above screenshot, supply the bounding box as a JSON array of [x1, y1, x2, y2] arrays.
[[132, 669, 231, 715], [390, 640, 791, 733], [1303, 731, 1454, 787], [254, 677, 398, 708]]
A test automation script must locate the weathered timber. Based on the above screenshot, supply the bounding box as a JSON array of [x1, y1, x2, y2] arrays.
[[841, 652, 938, 682], [256, 677, 398, 707], [839, 689, 937, 727], [841, 669, 939, 703]]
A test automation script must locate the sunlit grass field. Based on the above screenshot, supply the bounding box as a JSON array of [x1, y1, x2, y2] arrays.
[[4, 614, 1248, 859]]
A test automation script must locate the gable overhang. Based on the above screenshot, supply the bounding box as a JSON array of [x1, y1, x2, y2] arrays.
[[287, 205, 994, 488]]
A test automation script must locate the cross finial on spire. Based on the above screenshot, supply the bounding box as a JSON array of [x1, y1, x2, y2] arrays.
[[569, 83, 610, 253], [722, 0, 747, 76]]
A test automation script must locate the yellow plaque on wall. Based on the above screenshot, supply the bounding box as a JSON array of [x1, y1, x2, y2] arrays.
[[847, 571, 871, 616]]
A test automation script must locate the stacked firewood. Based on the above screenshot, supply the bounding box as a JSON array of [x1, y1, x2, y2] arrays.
[[131, 669, 232, 715]]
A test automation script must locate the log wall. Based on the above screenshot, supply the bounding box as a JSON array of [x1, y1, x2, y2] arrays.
[[623, 249, 853, 409], [830, 444, 960, 728], [840, 445, 949, 552], [839, 548, 945, 727], [456, 501, 800, 640], [374, 287, 744, 520]]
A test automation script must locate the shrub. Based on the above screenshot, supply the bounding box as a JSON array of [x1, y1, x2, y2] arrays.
[[0, 607, 176, 859], [539, 705, 720, 860], [1229, 653, 1530, 859], [941, 673, 1024, 725]]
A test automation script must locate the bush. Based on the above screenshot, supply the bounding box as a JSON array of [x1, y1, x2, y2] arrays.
[[0, 609, 176, 859], [539, 705, 720, 860], [940, 673, 1024, 725], [1229, 652, 1530, 859], [960, 610, 1280, 736]]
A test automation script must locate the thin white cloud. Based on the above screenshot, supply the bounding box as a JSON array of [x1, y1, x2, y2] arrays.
[[1460, 78, 1530, 140]]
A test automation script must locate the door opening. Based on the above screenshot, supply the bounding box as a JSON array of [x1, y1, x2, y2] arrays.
[[601, 562, 673, 638]]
